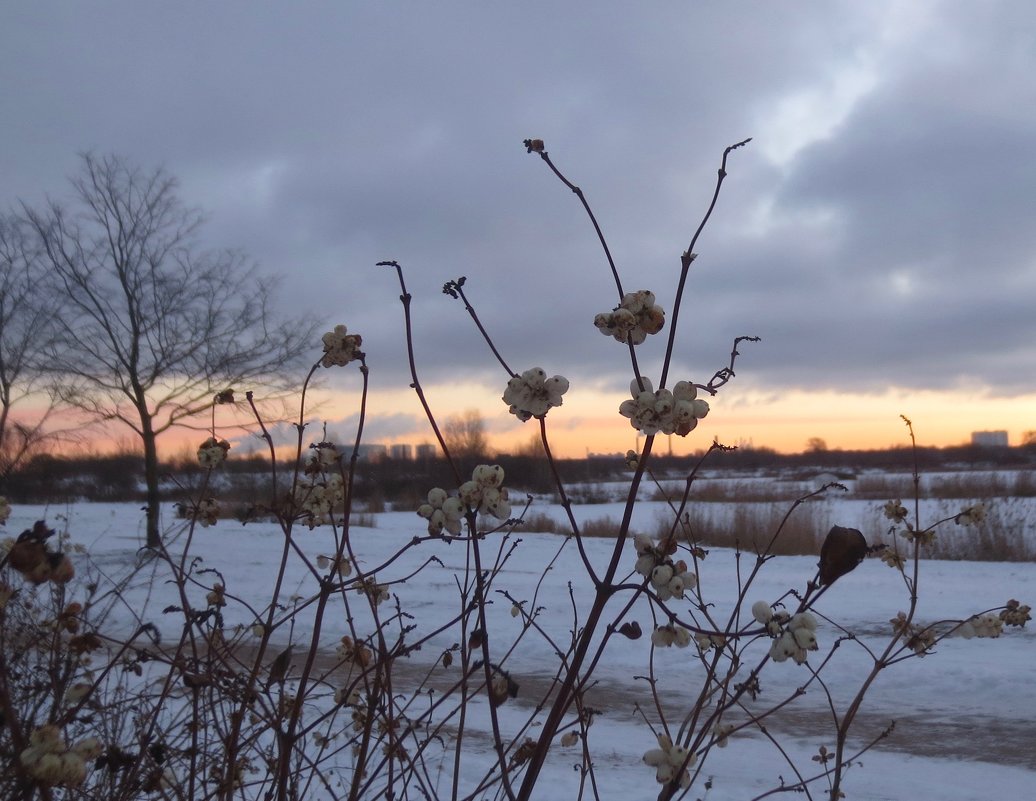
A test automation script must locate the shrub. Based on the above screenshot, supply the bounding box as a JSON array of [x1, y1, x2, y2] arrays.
[[0, 141, 1029, 801]]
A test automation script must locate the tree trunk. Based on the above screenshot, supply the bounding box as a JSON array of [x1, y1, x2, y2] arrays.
[[141, 418, 161, 549]]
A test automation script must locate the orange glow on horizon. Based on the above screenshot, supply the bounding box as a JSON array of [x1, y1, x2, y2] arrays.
[[24, 383, 1035, 463]]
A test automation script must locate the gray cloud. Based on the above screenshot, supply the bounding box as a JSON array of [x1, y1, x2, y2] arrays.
[[4, 0, 1035, 428]]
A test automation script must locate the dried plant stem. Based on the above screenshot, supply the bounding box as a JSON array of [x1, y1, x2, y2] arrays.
[[380, 260, 463, 485], [659, 139, 750, 389], [515, 436, 656, 800], [447, 279, 515, 377], [527, 146, 625, 301]]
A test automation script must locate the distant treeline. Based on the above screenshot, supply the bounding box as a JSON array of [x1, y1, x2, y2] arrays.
[[4, 443, 1035, 508]]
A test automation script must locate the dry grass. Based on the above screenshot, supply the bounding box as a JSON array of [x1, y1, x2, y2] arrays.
[[195, 504, 378, 528], [650, 480, 798, 504], [519, 479, 1036, 562], [652, 502, 830, 556], [648, 470, 1036, 504], [579, 515, 641, 539], [855, 470, 1036, 500], [921, 498, 1036, 561], [518, 511, 569, 534], [352, 511, 378, 528], [517, 511, 642, 539]]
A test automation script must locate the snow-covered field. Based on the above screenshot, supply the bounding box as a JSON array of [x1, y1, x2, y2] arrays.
[[8, 500, 1035, 801]]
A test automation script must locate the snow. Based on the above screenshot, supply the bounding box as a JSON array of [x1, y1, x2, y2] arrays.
[[7, 500, 1035, 800]]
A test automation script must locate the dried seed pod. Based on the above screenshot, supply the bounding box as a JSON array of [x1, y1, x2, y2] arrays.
[[818, 526, 868, 586], [266, 644, 294, 686]]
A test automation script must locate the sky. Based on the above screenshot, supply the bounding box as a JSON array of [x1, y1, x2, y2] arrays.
[[3, 2, 1036, 459]]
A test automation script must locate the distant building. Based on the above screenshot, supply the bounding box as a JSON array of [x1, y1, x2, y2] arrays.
[[356, 443, 388, 461], [971, 430, 1009, 447], [415, 443, 437, 460], [389, 443, 413, 461]]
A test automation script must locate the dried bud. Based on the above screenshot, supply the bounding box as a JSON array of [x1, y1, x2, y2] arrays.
[[618, 621, 643, 640], [49, 554, 75, 584], [818, 526, 868, 586]]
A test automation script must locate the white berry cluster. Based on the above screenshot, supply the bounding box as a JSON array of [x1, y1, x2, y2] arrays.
[[321, 324, 363, 368], [753, 602, 818, 664], [955, 503, 987, 526], [334, 685, 361, 707], [651, 623, 692, 648], [417, 487, 465, 536], [293, 444, 346, 527], [175, 499, 220, 527], [336, 635, 372, 667], [355, 576, 390, 606], [712, 723, 735, 748], [642, 732, 695, 788], [316, 553, 352, 577], [619, 377, 709, 436], [418, 465, 511, 535], [594, 289, 665, 345], [295, 474, 345, 528], [461, 464, 512, 520], [197, 437, 230, 468], [695, 632, 727, 651], [305, 441, 343, 474], [957, 612, 1004, 639], [633, 534, 697, 601], [502, 367, 569, 421], [196, 498, 220, 527], [19, 725, 102, 787]]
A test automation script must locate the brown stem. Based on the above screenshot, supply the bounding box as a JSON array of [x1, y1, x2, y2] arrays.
[[659, 139, 751, 389]]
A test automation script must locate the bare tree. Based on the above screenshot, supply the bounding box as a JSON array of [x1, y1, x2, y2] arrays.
[[441, 408, 489, 462], [0, 215, 61, 487], [22, 154, 317, 547], [806, 436, 828, 453]]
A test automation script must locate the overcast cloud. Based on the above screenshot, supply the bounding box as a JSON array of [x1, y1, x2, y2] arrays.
[[3, 2, 1035, 443]]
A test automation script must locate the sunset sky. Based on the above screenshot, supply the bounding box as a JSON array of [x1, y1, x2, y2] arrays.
[[4, 2, 1035, 459]]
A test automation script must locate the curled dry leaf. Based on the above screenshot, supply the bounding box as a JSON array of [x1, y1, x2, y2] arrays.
[[618, 621, 643, 640]]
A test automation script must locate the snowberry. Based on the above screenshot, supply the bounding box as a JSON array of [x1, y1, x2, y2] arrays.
[[642, 732, 694, 787], [503, 367, 569, 421], [635, 553, 656, 577], [971, 612, 1004, 638], [619, 376, 709, 436], [955, 503, 987, 526], [751, 601, 773, 625], [793, 627, 818, 650], [713, 723, 735, 748], [650, 564, 674, 589], [595, 290, 666, 345], [417, 487, 464, 536]]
